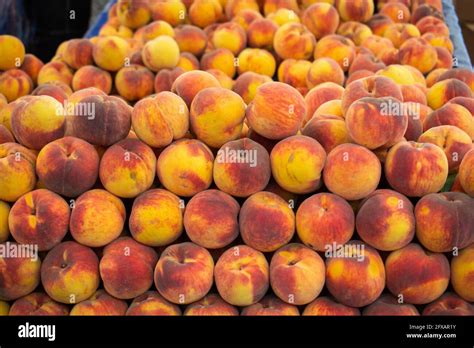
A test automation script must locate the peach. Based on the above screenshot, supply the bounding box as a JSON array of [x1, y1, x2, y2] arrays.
[[367, 13, 394, 36], [277, 59, 312, 91], [306, 58, 344, 88], [62, 39, 94, 69], [190, 87, 246, 148], [71, 65, 112, 94], [270, 243, 325, 305], [356, 189, 415, 251], [242, 296, 299, 316], [0, 242, 40, 301], [423, 293, 474, 316], [127, 291, 182, 316], [200, 48, 236, 78], [10, 292, 69, 316], [401, 84, 427, 105], [302, 3, 339, 39], [213, 138, 271, 197], [68, 94, 132, 147], [416, 15, 448, 35], [206, 69, 234, 89], [184, 294, 238, 316], [314, 99, 343, 118], [314, 34, 356, 72], [92, 36, 131, 72], [415, 192, 474, 253], [427, 79, 473, 110], [32, 82, 71, 104], [0, 35, 25, 70], [435, 47, 453, 69], [380, 2, 411, 23], [142, 36, 180, 72], [448, 96, 474, 116], [426, 67, 447, 87], [418, 126, 473, 173], [398, 37, 437, 74], [247, 18, 278, 50], [37, 61, 73, 86], [337, 21, 373, 46], [385, 243, 449, 304], [100, 138, 156, 198], [70, 290, 127, 315], [232, 9, 262, 29], [70, 189, 125, 248], [451, 243, 474, 302], [184, 190, 239, 249], [232, 71, 272, 104], [246, 82, 306, 140], [302, 115, 351, 154], [140, 21, 174, 42], [424, 104, 474, 139], [304, 82, 345, 121], [189, 0, 223, 28], [336, 0, 374, 22], [0, 125, 14, 144], [422, 32, 453, 54], [98, 22, 134, 38], [0, 69, 33, 102], [323, 143, 381, 201], [41, 241, 99, 304], [116, 0, 151, 29], [376, 64, 416, 85], [348, 53, 385, 75], [438, 68, 474, 93], [236, 48, 276, 77], [274, 23, 316, 60], [379, 47, 400, 65], [174, 25, 208, 57], [115, 64, 154, 102], [240, 191, 295, 252], [263, 0, 299, 16], [0, 143, 37, 202], [154, 67, 184, 93], [383, 23, 420, 48], [362, 294, 419, 316], [100, 237, 158, 300], [459, 149, 474, 197], [360, 35, 394, 58], [171, 70, 221, 107], [385, 141, 448, 197], [20, 54, 44, 85], [303, 297, 360, 316], [267, 8, 301, 26], [176, 52, 199, 71], [404, 103, 424, 140], [0, 201, 10, 243], [326, 241, 385, 307], [214, 245, 269, 306], [211, 22, 247, 56], [150, 1, 186, 27], [154, 242, 214, 304]]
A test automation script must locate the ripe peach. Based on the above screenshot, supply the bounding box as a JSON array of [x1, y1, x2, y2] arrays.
[[424, 104, 474, 139], [303, 297, 360, 316], [70, 290, 127, 315], [438, 68, 474, 92], [380, 2, 411, 23], [427, 79, 473, 110], [306, 58, 344, 88], [362, 294, 419, 316], [323, 143, 381, 201], [314, 34, 356, 72], [10, 292, 69, 316], [150, 1, 186, 27], [304, 82, 345, 122], [140, 20, 174, 42], [171, 70, 221, 107], [376, 64, 417, 85], [0, 201, 10, 243], [426, 67, 447, 87], [302, 3, 339, 39], [20, 54, 44, 85], [184, 294, 238, 316], [211, 22, 247, 56], [0, 125, 14, 144], [189, 0, 223, 28], [277, 59, 311, 91], [115, 65, 154, 102], [154, 242, 214, 304], [41, 241, 99, 304], [274, 23, 316, 60], [302, 115, 351, 156], [401, 84, 427, 105], [434, 47, 453, 69], [176, 52, 199, 72], [337, 21, 373, 46], [174, 25, 207, 57], [142, 36, 180, 72], [247, 18, 278, 50], [459, 149, 474, 197], [62, 39, 94, 70], [232, 8, 262, 29], [385, 243, 449, 304], [422, 32, 453, 54], [0, 69, 33, 102], [116, 0, 151, 29], [348, 53, 385, 75], [126, 291, 182, 316], [200, 48, 236, 78], [326, 241, 385, 307], [423, 293, 474, 316], [360, 35, 394, 58], [32, 82, 71, 104], [236, 48, 276, 77], [154, 67, 184, 93], [399, 37, 438, 74], [92, 36, 131, 72], [241, 296, 299, 316], [71, 65, 112, 94], [384, 23, 420, 48], [367, 13, 394, 36], [451, 244, 474, 302], [267, 8, 301, 26], [0, 35, 25, 70], [270, 243, 325, 305], [263, 0, 299, 16], [214, 245, 269, 306], [232, 72, 272, 104], [336, 0, 374, 23]]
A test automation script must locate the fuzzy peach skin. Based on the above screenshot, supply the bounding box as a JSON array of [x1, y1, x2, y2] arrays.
[[424, 104, 474, 140], [398, 37, 438, 74], [132, 92, 188, 148], [32, 82, 72, 104], [200, 48, 236, 78], [385, 141, 449, 197], [302, 2, 339, 39], [9, 189, 69, 251], [304, 82, 345, 122], [207, 69, 234, 90], [326, 241, 385, 308], [70, 189, 126, 248], [157, 139, 214, 197], [383, 23, 420, 48], [451, 243, 474, 302], [337, 21, 373, 46], [100, 237, 158, 300], [296, 192, 354, 251], [401, 84, 427, 105], [9, 292, 69, 316], [302, 115, 351, 154], [37, 61, 73, 86], [184, 294, 238, 316], [0, 143, 37, 202], [171, 70, 221, 107], [232, 9, 262, 29], [323, 143, 381, 201], [423, 293, 474, 316], [92, 36, 131, 72], [0, 242, 41, 301], [459, 149, 474, 197], [127, 291, 182, 316], [247, 18, 278, 50], [438, 68, 474, 92], [367, 13, 394, 36], [154, 67, 184, 93], [214, 245, 269, 306], [142, 36, 180, 72], [62, 39, 94, 70], [150, 0, 186, 26], [237, 48, 277, 78], [376, 64, 416, 85], [270, 243, 325, 305], [116, 0, 151, 29], [41, 241, 99, 304], [346, 97, 407, 149], [277, 59, 312, 91], [263, 0, 299, 16], [0, 201, 10, 243], [418, 126, 473, 173], [211, 22, 247, 56], [0, 35, 25, 70], [189, 0, 223, 28], [36, 136, 99, 197], [190, 87, 246, 148], [140, 21, 174, 42], [67, 94, 132, 147], [0, 124, 14, 144], [426, 68, 448, 87], [336, 0, 374, 23], [448, 96, 474, 117], [273, 23, 316, 60], [232, 72, 272, 104], [362, 294, 419, 316], [314, 34, 356, 72], [356, 189, 415, 251], [306, 58, 345, 88], [270, 135, 326, 194], [241, 295, 300, 316], [213, 138, 271, 197], [303, 296, 360, 316], [129, 189, 183, 247], [154, 242, 214, 304], [385, 243, 450, 304], [115, 65, 154, 102], [240, 191, 295, 252], [0, 69, 33, 102], [312, 98, 344, 118], [427, 78, 473, 110], [415, 192, 474, 253], [174, 25, 208, 57], [246, 82, 306, 140], [184, 190, 239, 249], [100, 138, 156, 199], [70, 290, 127, 316]]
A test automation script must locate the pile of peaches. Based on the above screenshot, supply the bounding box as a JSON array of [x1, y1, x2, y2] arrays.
[[0, 0, 473, 316]]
